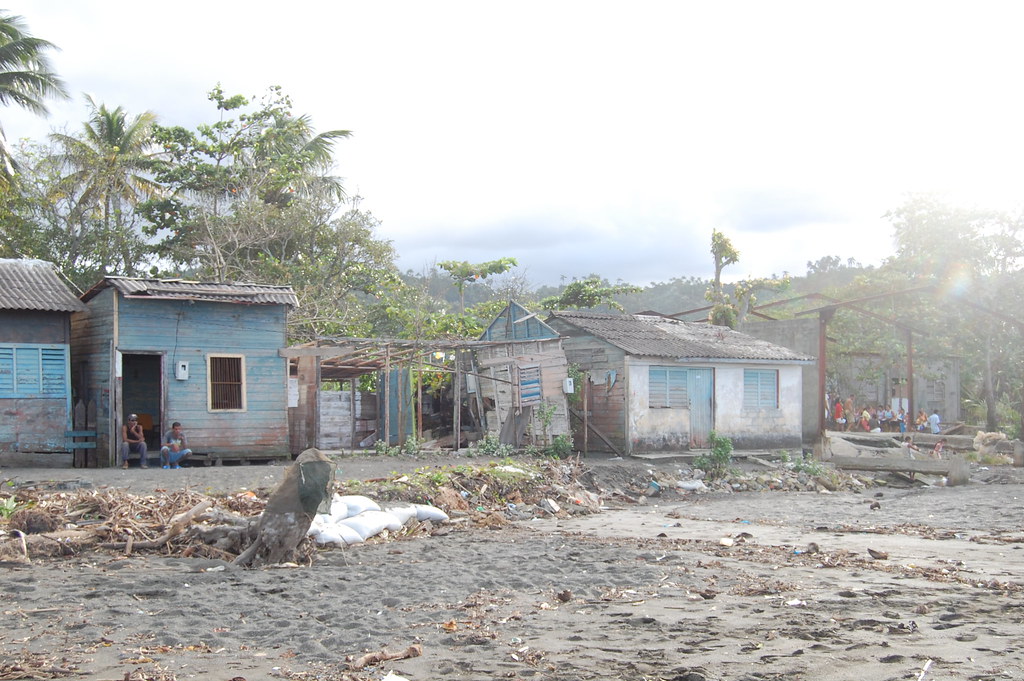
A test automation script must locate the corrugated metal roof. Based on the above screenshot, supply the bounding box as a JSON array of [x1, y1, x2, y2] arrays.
[[548, 310, 815, 362], [0, 259, 87, 312], [80, 276, 299, 308]]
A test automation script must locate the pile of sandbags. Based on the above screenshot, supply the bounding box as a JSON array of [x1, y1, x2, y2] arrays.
[[307, 494, 449, 547]]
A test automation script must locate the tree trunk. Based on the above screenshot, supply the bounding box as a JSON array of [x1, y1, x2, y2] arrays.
[[984, 331, 998, 432], [233, 448, 333, 567]]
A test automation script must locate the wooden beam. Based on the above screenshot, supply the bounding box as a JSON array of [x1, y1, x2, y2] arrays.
[[826, 455, 970, 486], [568, 406, 622, 456]]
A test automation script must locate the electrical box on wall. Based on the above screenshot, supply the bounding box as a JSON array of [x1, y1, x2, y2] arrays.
[[175, 361, 189, 381], [562, 377, 574, 394]]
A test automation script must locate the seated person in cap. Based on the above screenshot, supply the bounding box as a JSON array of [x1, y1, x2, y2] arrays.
[[160, 421, 193, 469], [120, 414, 148, 469]]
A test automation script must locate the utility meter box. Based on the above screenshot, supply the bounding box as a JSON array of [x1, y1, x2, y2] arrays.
[[175, 361, 189, 381], [562, 377, 574, 394]]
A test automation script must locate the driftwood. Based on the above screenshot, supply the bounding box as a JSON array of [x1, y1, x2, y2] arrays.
[[233, 448, 333, 567], [100, 499, 213, 553], [351, 644, 423, 669]]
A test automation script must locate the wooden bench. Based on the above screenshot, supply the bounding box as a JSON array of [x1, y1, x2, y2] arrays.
[[67, 430, 97, 468]]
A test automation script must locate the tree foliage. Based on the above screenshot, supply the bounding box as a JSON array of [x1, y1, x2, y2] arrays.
[[539, 276, 641, 311]]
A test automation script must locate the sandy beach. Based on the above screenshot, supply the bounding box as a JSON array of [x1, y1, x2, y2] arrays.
[[1, 455, 1022, 681]]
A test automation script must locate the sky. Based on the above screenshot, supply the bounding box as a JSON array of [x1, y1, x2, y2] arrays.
[[5, 1, 1024, 288]]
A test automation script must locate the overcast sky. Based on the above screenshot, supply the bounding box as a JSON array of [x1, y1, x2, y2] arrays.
[[5, 1, 1024, 287]]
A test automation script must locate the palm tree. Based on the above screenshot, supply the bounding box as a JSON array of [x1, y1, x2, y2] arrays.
[[51, 95, 162, 274], [0, 12, 67, 182]]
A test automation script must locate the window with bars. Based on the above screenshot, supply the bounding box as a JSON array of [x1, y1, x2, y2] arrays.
[[0, 344, 69, 398], [743, 369, 778, 409], [208, 354, 246, 411], [649, 367, 688, 408]]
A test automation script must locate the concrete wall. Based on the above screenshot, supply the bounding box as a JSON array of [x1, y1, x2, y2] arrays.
[[625, 359, 803, 451], [739, 318, 819, 442]]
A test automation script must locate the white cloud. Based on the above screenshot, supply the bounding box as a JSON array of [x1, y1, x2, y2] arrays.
[[5, 0, 1024, 287]]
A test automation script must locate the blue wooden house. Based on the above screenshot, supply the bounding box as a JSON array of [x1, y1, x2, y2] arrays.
[[0, 259, 88, 464], [72, 277, 298, 466]]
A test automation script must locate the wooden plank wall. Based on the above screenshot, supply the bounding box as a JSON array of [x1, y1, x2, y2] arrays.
[[559, 336, 628, 452], [71, 288, 116, 462], [474, 340, 570, 443]]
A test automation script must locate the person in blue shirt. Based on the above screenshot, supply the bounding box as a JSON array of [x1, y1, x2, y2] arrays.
[[927, 410, 941, 435], [160, 421, 193, 469]]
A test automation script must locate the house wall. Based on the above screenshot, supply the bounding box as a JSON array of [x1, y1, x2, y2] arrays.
[[0, 310, 75, 460], [474, 340, 570, 445], [547, 322, 628, 453], [738, 318, 819, 442], [623, 360, 803, 451], [625, 358, 691, 450], [318, 390, 377, 449], [715, 364, 803, 449], [72, 290, 291, 464]]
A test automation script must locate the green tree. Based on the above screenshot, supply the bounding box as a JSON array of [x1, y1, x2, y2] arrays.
[[704, 229, 788, 328], [438, 257, 518, 312], [49, 96, 162, 276], [539, 275, 641, 311], [0, 12, 67, 183]]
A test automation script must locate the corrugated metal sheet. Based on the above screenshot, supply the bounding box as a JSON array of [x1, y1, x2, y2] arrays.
[[548, 310, 814, 362], [81, 276, 299, 307], [0, 259, 87, 312]]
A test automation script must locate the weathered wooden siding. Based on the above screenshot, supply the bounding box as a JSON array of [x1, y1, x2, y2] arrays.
[[0, 310, 75, 461], [474, 340, 570, 444], [116, 297, 290, 456], [318, 390, 377, 449], [72, 290, 292, 464], [551, 328, 628, 453], [71, 288, 116, 460]]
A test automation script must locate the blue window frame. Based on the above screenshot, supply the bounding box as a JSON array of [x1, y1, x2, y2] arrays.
[[0, 344, 69, 398], [649, 367, 688, 408], [744, 369, 778, 409]]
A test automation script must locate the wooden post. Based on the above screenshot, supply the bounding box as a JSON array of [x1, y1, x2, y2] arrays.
[[906, 328, 915, 423], [453, 351, 462, 452], [383, 346, 391, 448], [583, 375, 589, 457], [349, 379, 357, 453]]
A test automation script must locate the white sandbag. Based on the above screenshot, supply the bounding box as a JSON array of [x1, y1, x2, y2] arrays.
[[413, 503, 449, 522], [339, 510, 402, 540], [335, 495, 380, 516], [314, 526, 344, 546], [335, 523, 364, 545], [677, 479, 708, 492], [328, 494, 350, 520], [382, 503, 418, 525]]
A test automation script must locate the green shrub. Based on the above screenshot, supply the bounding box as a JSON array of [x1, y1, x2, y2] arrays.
[[545, 434, 574, 459], [693, 431, 733, 480]]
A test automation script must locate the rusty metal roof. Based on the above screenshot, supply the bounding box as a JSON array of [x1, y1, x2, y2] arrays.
[[81, 276, 299, 308], [0, 259, 87, 312], [548, 310, 815, 362]]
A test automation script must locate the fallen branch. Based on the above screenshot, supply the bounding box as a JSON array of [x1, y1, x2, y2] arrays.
[[350, 644, 423, 669], [100, 499, 213, 551]]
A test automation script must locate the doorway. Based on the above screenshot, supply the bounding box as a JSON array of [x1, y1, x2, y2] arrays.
[[121, 353, 163, 449]]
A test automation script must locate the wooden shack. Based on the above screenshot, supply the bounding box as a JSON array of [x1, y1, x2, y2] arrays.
[[72, 277, 298, 466], [0, 259, 88, 465], [474, 302, 571, 446]]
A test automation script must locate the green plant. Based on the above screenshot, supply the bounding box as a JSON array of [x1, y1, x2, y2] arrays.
[[470, 431, 515, 458], [693, 431, 733, 480], [401, 436, 421, 456], [0, 496, 20, 518], [373, 440, 401, 456], [545, 434, 574, 459], [535, 401, 558, 445], [779, 451, 825, 476]]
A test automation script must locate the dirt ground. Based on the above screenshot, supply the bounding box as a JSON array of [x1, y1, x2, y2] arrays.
[[1, 454, 1022, 681]]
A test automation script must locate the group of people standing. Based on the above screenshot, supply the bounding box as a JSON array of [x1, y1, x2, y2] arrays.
[[832, 395, 942, 435]]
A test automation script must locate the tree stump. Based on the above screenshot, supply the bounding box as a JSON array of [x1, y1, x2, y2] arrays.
[[233, 448, 333, 567]]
